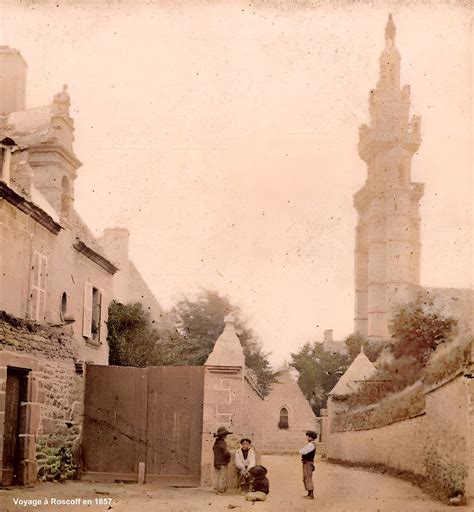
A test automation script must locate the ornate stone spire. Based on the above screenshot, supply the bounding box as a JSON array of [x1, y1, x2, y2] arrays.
[[353, 15, 424, 342], [378, 14, 400, 89], [385, 13, 396, 44]]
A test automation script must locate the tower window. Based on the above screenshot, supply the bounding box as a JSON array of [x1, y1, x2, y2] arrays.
[[60, 292, 68, 320]]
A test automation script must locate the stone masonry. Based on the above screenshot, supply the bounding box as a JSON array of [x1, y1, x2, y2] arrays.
[[354, 15, 423, 341], [0, 315, 83, 485]]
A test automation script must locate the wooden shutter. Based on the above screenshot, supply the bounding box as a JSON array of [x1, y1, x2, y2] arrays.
[[38, 255, 47, 321], [97, 288, 103, 340], [30, 251, 47, 322], [83, 282, 93, 338]]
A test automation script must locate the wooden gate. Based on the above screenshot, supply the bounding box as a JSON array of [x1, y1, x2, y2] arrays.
[[82, 365, 204, 485]]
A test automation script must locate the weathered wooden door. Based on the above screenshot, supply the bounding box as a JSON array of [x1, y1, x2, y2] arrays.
[[82, 365, 204, 485], [2, 368, 29, 486], [146, 366, 204, 485]]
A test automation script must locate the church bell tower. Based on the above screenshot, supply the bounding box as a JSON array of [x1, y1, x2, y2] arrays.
[[354, 15, 424, 341]]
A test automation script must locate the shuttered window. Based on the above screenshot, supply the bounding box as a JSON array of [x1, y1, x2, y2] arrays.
[[30, 251, 47, 322], [83, 282, 93, 338], [83, 283, 103, 341]]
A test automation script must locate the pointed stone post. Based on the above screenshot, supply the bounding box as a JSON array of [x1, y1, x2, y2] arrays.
[[200, 313, 245, 487]]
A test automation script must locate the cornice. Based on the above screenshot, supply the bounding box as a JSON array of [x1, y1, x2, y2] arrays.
[[0, 181, 62, 234], [73, 238, 119, 275]]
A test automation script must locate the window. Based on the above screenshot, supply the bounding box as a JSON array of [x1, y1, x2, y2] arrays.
[[60, 292, 68, 321], [278, 407, 289, 429], [29, 251, 47, 322], [60, 176, 72, 217], [83, 282, 102, 341]]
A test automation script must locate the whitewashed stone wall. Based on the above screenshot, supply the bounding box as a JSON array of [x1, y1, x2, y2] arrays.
[[328, 374, 471, 502]]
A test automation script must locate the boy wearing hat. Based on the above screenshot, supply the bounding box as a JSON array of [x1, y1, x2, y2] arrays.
[[234, 438, 256, 493], [213, 426, 232, 494], [299, 430, 317, 499], [245, 465, 269, 502]]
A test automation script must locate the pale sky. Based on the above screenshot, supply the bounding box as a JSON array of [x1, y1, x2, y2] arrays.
[[2, 1, 472, 365]]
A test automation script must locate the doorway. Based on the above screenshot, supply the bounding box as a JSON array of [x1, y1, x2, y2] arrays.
[[2, 367, 29, 485]]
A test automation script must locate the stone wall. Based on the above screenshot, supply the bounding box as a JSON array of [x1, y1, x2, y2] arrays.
[[0, 315, 83, 484], [1, 182, 113, 367], [327, 373, 471, 502]]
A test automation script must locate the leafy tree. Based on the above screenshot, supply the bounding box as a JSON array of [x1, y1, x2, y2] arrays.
[[107, 301, 162, 367], [290, 342, 351, 414], [156, 290, 276, 395], [388, 298, 457, 365], [107, 291, 275, 394], [346, 298, 458, 406], [344, 333, 384, 362]]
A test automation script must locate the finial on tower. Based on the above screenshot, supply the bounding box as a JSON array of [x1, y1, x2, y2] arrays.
[[53, 84, 71, 115], [224, 313, 235, 326], [385, 14, 396, 44]]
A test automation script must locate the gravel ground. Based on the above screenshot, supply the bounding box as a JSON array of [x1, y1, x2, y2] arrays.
[[1, 455, 470, 512]]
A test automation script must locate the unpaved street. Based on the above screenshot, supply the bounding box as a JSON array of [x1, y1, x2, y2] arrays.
[[1, 455, 469, 512]]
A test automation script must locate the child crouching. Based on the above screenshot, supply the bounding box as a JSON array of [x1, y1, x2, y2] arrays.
[[245, 465, 269, 502]]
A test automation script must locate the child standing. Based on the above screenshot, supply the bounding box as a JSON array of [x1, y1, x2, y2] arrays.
[[299, 430, 317, 499], [212, 426, 232, 494]]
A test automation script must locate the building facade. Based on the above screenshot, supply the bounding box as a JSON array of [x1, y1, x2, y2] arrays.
[[0, 46, 117, 485]]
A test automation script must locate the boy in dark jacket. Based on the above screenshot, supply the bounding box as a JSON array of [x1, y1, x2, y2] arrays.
[[213, 426, 232, 494], [245, 465, 269, 502], [299, 430, 317, 499]]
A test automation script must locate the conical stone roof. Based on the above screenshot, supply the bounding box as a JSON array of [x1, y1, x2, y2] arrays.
[[329, 349, 376, 396], [205, 314, 245, 367]]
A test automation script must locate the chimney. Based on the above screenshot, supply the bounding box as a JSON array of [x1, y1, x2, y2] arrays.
[[101, 227, 130, 303], [0, 46, 27, 114], [323, 329, 333, 343]]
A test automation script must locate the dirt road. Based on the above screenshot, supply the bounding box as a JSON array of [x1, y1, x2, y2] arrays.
[[1, 455, 469, 512]]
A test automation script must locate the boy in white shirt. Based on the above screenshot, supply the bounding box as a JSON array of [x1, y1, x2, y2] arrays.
[[299, 430, 317, 499], [234, 438, 256, 493]]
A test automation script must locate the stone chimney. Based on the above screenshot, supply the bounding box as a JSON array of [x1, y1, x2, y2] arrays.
[[0, 46, 27, 114], [101, 228, 130, 303], [323, 329, 333, 343]]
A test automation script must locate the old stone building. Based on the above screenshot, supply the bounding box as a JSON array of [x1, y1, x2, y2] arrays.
[[200, 315, 317, 486], [260, 366, 318, 454], [0, 46, 118, 486]]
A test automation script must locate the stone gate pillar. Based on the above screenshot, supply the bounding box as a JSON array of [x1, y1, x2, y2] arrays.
[[200, 314, 245, 487]]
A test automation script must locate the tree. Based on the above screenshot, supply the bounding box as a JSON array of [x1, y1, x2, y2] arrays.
[[388, 298, 457, 365], [107, 301, 162, 367], [161, 290, 276, 395], [290, 342, 351, 414], [346, 298, 458, 406], [344, 333, 384, 362]]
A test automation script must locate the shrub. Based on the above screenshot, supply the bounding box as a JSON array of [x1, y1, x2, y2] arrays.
[[36, 437, 78, 482]]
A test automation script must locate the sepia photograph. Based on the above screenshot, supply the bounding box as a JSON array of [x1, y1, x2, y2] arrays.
[[0, 0, 472, 510]]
